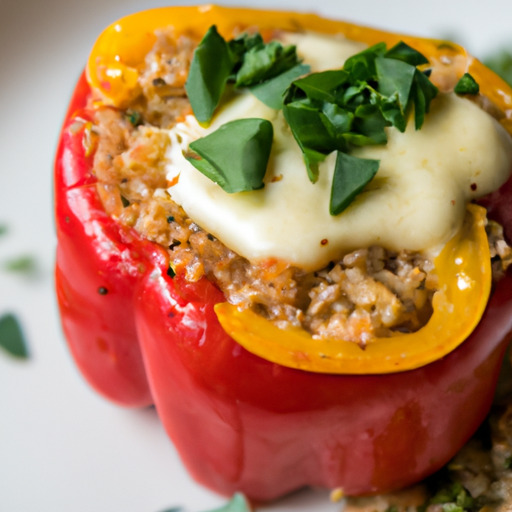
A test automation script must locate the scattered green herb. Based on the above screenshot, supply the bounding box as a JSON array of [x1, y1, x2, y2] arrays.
[[484, 49, 512, 87], [186, 118, 273, 193], [283, 40, 438, 213], [330, 152, 380, 215], [185, 26, 234, 124], [186, 31, 443, 215], [454, 73, 479, 95], [185, 26, 307, 123], [125, 109, 143, 127], [121, 195, 130, 207], [0, 313, 29, 359], [3, 255, 38, 275], [0, 224, 7, 236], [203, 493, 251, 512], [505, 455, 512, 469], [250, 63, 310, 110], [159, 493, 251, 512], [417, 481, 477, 512]]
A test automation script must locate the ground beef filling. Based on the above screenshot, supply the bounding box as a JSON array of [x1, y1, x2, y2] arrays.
[[90, 31, 512, 345]]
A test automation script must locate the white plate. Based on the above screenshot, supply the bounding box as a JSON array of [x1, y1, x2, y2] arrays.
[[1, 0, 511, 510]]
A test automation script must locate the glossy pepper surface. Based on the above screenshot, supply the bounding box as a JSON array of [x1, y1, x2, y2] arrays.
[[55, 5, 512, 501]]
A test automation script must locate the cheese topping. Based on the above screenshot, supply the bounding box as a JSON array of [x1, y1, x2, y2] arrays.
[[165, 33, 512, 271]]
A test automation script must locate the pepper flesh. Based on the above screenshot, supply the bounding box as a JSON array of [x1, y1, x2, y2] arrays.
[[55, 5, 512, 500]]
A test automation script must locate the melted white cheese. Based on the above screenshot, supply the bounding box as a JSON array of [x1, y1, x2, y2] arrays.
[[165, 33, 512, 271]]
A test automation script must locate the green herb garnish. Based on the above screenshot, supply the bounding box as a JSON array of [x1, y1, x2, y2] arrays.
[[185, 30, 440, 214], [0, 313, 29, 359], [0, 224, 7, 236], [454, 73, 480, 95], [186, 118, 273, 193], [417, 482, 477, 512], [3, 255, 38, 277], [330, 152, 380, 215], [203, 493, 251, 512], [125, 109, 142, 127], [283, 41, 438, 213], [159, 493, 251, 512], [249, 63, 311, 109], [185, 26, 234, 124], [185, 26, 307, 123]]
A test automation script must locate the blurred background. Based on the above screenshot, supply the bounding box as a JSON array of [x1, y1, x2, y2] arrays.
[[1, 0, 512, 511]]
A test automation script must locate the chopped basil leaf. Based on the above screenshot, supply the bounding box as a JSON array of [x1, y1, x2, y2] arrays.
[[454, 73, 480, 95], [186, 118, 273, 193], [375, 57, 416, 116], [185, 25, 233, 124], [330, 152, 380, 215], [384, 41, 429, 66], [0, 224, 7, 236], [344, 42, 387, 81], [412, 68, 439, 128], [3, 255, 37, 275], [186, 27, 303, 123], [203, 493, 251, 512], [286, 69, 348, 103], [249, 63, 310, 109], [158, 493, 251, 512], [0, 313, 29, 359], [235, 40, 299, 87], [283, 41, 438, 211], [350, 103, 389, 145], [186, 29, 438, 215]]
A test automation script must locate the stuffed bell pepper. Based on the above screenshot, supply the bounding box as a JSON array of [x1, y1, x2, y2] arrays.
[[55, 5, 512, 502]]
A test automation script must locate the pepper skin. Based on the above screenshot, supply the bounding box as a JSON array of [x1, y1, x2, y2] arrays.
[[55, 5, 512, 501]]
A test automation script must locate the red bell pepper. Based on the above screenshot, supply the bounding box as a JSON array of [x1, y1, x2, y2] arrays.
[[55, 5, 512, 501]]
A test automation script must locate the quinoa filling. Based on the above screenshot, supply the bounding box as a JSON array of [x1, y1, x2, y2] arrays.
[[89, 30, 512, 344]]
